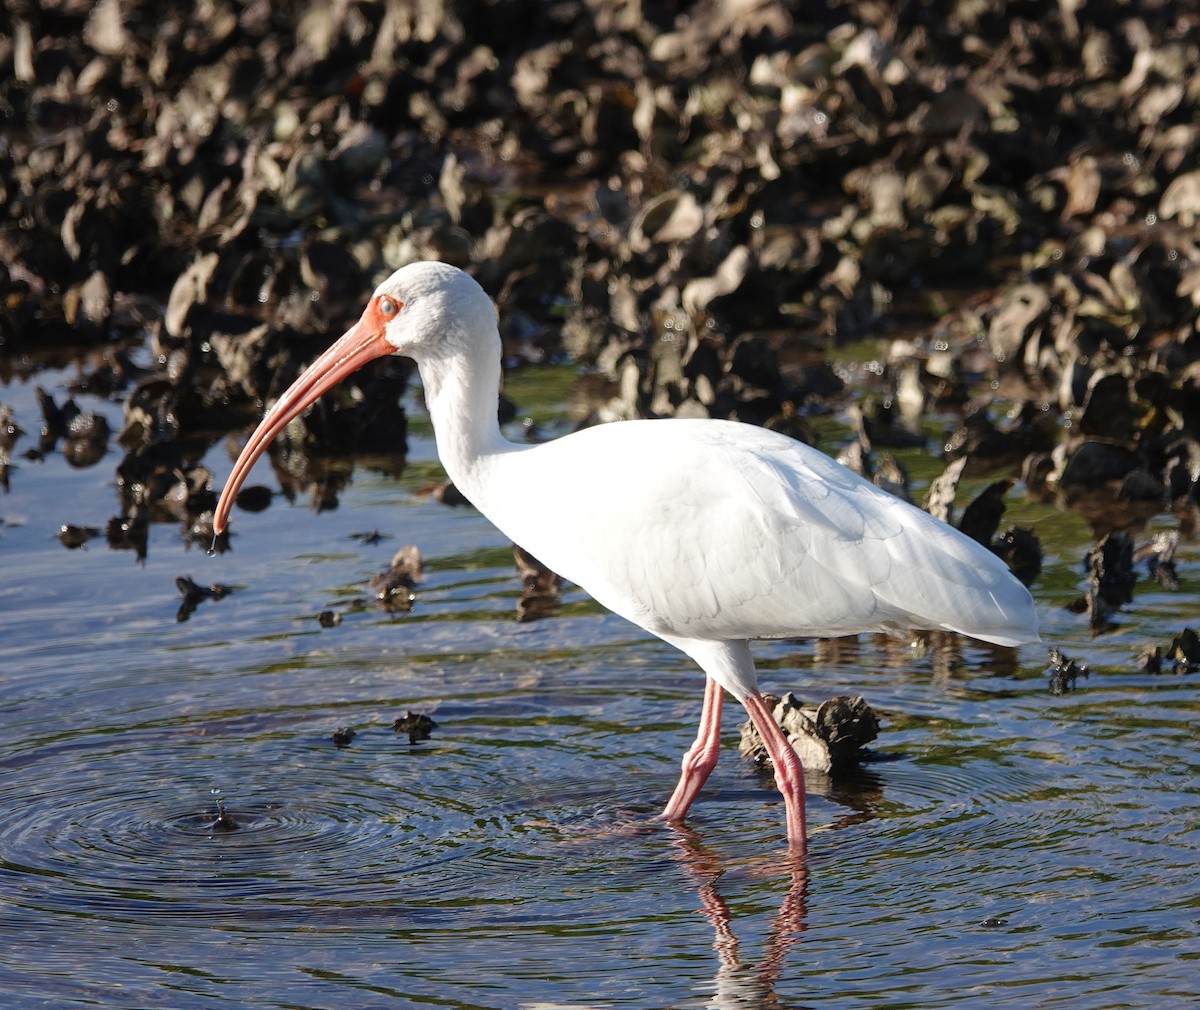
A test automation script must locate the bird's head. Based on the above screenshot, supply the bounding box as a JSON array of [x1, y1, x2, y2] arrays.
[[211, 261, 495, 537], [368, 260, 498, 361]]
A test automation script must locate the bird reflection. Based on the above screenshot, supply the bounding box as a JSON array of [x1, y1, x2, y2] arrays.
[[669, 827, 812, 1009], [813, 631, 1024, 687], [664, 754, 892, 1009]]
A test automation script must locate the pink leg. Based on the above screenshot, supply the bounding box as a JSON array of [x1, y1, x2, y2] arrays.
[[739, 691, 807, 850], [661, 676, 724, 823]]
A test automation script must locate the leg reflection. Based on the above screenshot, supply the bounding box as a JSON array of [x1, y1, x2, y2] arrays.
[[669, 826, 811, 1009]]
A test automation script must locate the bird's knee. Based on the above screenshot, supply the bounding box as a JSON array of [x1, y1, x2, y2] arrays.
[[680, 741, 720, 776]]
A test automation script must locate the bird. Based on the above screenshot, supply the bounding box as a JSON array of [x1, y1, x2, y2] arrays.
[[212, 261, 1039, 852]]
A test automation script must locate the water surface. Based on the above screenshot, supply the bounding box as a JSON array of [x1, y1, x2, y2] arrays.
[[1, 360, 1197, 1009]]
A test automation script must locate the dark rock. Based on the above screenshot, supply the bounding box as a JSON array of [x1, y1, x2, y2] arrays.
[[739, 693, 879, 775], [514, 544, 561, 622], [58, 523, 102, 549], [1167, 628, 1200, 674], [957, 479, 1014, 547], [369, 545, 422, 613], [1077, 372, 1136, 442], [991, 527, 1043, 588], [1060, 441, 1142, 487], [393, 711, 438, 745], [1086, 532, 1136, 610], [427, 481, 469, 507], [1047, 649, 1089, 695]]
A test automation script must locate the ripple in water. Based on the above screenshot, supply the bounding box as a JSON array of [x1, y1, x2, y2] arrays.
[[0, 709, 669, 935]]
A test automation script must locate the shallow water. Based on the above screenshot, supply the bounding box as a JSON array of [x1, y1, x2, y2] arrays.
[[1, 360, 1198, 1009]]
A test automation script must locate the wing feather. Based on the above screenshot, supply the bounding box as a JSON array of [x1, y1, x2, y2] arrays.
[[485, 418, 1037, 647]]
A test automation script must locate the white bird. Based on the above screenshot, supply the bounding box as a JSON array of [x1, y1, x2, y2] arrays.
[[213, 261, 1039, 851]]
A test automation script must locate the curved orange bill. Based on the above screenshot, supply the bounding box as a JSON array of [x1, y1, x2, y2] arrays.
[[213, 307, 394, 536]]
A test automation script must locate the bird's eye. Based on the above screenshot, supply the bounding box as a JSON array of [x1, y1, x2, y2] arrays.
[[379, 296, 399, 317]]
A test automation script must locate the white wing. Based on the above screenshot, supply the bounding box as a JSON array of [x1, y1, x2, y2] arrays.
[[480, 418, 1038, 647]]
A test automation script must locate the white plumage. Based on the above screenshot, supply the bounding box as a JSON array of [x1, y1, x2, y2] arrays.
[[214, 261, 1039, 852]]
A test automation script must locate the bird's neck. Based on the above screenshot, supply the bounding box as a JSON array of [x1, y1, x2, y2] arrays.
[[419, 350, 514, 499]]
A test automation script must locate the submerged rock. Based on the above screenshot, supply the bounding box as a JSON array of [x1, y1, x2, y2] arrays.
[[1047, 649, 1090, 695], [58, 523, 102, 549], [514, 544, 561, 622], [369, 545, 423, 613], [393, 711, 438, 745]]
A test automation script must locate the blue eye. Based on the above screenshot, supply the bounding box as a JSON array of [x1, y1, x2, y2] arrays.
[[379, 296, 399, 317]]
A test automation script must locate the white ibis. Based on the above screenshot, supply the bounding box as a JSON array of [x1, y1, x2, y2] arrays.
[[213, 261, 1039, 851]]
